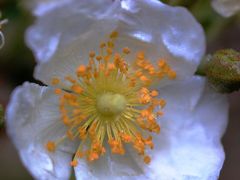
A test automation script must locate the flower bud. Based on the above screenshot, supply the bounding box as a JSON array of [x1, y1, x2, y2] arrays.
[[205, 49, 240, 93]]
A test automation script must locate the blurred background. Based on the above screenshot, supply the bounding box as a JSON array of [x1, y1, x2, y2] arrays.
[[0, 0, 239, 179]]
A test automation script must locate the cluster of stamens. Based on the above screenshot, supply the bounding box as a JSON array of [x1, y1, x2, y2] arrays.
[[46, 31, 176, 166]]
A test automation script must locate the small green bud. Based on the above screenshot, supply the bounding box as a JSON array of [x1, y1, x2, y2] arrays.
[[204, 49, 240, 93]]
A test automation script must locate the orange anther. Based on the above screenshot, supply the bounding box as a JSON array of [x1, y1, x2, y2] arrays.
[[120, 133, 132, 143], [46, 141, 56, 152], [107, 41, 114, 48], [158, 59, 166, 68], [151, 90, 158, 97], [137, 52, 145, 60], [157, 111, 164, 116], [110, 31, 118, 39], [140, 75, 149, 82], [135, 70, 143, 77], [168, 70, 176, 79], [51, 77, 60, 85], [54, 88, 62, 95], [100, 42, 106, 48], [65, 76, 76, 83], [89, 51, 96, 58], [88, 152, 99, 161], [76, 65, 86, 76], [70, 160, 78, 167], [159, 99, 166, 108], [144, 156, 151, 164], [123, 47, 130, 54], [71, 85, 83, 94], [96, 55, 102, 61], [108, 63, 115, 71], [106, 48, 113, 55]]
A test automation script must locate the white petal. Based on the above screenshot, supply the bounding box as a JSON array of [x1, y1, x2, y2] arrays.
[[118, 0, 206, 78], [6, 82, 77, 180], [28, 0, 205, 85], [24, 0, 74, 17], [212, 0, 240, 17], [25, 0, 120, 62], [74, 148, 146, 180], [127, 77, 229, 180]]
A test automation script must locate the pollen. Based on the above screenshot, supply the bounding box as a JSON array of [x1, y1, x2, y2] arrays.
[[45, 31, 176, 166]]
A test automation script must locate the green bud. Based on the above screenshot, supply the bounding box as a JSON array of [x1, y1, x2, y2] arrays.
[[203, 49, 240, 93]]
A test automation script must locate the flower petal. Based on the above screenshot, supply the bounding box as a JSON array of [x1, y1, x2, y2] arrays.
[[118, 0, 206, 78], [28, 0, 205, 86], [212, 0, 240, 17], [24, 0, 73, 17], [74, 148, 146, 180], [6, 82, 77, 179], [25, 0, 120, 62], [127, 76, 229, 179]]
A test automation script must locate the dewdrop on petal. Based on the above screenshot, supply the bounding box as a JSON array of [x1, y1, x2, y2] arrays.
[[45, 31, 176, 166]]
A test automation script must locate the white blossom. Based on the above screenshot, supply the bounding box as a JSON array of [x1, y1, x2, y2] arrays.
[[7, 0, 228, 180]]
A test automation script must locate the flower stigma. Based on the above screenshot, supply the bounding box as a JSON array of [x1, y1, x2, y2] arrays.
[[46, 31, 176, 167]]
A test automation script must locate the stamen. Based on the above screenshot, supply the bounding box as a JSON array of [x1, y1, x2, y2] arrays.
[[46, 31, 176, 166]]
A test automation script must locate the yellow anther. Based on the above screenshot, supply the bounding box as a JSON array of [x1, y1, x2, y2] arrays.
[[46, 141, 56, 152]]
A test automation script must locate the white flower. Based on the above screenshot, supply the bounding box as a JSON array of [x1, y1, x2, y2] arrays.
[[7, 0, 228, 180], [212, 0, 240, 17]]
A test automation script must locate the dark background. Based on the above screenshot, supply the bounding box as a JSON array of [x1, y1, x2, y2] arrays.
[[0, 0, 239, 179]]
